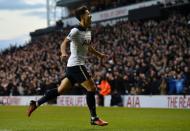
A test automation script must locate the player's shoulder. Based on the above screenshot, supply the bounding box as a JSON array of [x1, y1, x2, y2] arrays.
[[70, 27, 79, 33], [69, 25, 89, 35], [71, 25, 87, 32]]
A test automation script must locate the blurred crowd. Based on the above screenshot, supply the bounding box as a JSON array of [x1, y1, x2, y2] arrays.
[[0, 30, 68, 96], [0, 13, 190, 96], [91, 13, 190, 96]]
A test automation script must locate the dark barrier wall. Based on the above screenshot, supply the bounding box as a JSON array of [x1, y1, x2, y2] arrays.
[[128, 5, 161, 21]]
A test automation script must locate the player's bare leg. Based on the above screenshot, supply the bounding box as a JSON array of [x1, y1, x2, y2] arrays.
[[57, 78, 72, 94], [27, 78, 72, 117], [81, 78, 108, 126]]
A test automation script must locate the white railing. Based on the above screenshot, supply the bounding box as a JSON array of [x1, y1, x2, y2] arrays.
[[0, 95, 190, 109]]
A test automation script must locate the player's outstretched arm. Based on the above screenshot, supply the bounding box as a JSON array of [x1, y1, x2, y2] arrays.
[[88, 45, 107, 59]]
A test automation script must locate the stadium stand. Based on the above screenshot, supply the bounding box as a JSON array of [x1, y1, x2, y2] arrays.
[[57, 0, 150, 15], [0, 4, 190, 96]]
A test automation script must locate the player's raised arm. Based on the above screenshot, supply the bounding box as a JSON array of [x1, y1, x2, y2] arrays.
[[60, 38, 70, 60], [60, 27, 78, 61]]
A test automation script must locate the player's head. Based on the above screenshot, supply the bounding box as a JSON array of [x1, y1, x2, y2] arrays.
[[75, 5, 92, 27]]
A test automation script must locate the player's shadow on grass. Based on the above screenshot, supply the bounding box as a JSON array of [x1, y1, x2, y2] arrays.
[[81, 128, 126, 131], [81, 128, 107, 131]]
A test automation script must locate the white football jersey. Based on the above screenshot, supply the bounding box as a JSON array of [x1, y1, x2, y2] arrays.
[[66, 26, 91, 67]]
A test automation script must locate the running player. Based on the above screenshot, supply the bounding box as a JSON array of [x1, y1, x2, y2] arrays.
[[27, 5, 108, 126]]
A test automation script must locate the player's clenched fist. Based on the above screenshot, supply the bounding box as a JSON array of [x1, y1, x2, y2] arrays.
[[60, 52, 68, 60]]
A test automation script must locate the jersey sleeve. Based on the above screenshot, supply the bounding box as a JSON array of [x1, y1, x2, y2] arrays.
[[66, 28, 78, 41]]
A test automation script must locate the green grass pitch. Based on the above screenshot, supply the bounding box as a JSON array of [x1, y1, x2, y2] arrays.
[[0, 106, 190, 131]]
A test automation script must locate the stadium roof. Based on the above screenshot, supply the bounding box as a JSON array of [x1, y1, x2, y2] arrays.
[[56, 0, 87, 7]]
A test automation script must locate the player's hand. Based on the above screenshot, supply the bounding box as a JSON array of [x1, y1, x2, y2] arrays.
[[99, 53, 108, 60], [60, 52, 69, 61]]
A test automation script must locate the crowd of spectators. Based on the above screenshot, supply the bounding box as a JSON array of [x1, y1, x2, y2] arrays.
[[91, 13, 190, 95], [0, 30, 68, 96], [0, 13, 190, 96]]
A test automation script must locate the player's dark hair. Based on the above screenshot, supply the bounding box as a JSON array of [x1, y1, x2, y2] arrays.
[[75, 5, 88, 21]]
